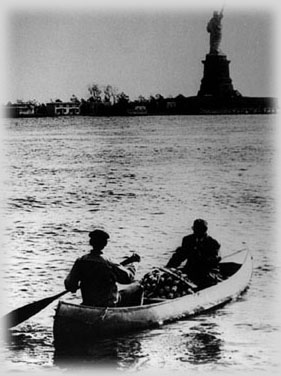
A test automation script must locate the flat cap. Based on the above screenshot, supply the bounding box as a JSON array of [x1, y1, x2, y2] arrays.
[[89, 229, 110, 240]]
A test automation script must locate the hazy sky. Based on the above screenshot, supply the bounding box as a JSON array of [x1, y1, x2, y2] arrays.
[[2, 0, 280, 103]]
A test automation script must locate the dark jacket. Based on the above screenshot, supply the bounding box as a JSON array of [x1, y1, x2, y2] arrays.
[[64, 252, 135, 307], [166, 234, 221, 285]]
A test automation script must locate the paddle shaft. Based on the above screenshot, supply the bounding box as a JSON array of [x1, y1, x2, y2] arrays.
[[221, 248, 248, 260]]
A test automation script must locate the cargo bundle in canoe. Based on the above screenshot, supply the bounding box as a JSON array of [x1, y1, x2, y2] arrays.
[[53, 249, 252, 348]]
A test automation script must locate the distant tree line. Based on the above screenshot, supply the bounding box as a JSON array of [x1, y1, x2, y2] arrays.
[[4, 82, 193, 117], [4, 82, 278, 117]]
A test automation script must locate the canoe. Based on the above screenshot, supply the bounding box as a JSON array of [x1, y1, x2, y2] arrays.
[[53, 249, 252, 348]]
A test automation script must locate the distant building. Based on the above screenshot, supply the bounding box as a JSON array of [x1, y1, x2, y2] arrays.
[[4, 103, 36, 117], [166, 101, 177, 109], [46, 102, 80, 116], [127, 105, 147, 115]]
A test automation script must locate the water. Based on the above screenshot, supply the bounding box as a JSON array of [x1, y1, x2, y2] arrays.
[[1, 115, 280, 374]]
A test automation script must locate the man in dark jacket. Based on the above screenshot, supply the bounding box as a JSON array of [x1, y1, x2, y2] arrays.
[[166, 219, 222, 288], [64, 229, 137, 307]]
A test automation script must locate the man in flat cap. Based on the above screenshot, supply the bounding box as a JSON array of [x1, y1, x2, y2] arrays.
[[166, 219, 222, 288], [64, 229, 138, 307]]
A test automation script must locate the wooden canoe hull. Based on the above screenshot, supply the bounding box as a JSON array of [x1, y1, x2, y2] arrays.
[[53, 249, 252, 347]]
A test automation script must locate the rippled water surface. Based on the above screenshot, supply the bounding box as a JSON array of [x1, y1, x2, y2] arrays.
[[1, 115, 281, 374]]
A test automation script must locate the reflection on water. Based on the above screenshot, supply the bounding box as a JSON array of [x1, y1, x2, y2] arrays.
[[53, 335, 144, 370], [3, 325, 54, 369], [181, 323, 222, 364], [52, 321, 223, 371]]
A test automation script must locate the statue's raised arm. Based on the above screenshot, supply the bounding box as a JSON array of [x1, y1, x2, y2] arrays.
[[207, 9, 224, 55], [219, 4, 224, 17]]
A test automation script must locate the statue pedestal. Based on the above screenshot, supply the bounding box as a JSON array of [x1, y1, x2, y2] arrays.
[[197, 53, 236, 97]]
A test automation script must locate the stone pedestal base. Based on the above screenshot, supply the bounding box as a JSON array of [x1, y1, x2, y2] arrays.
[[197, 54, 236, 97]]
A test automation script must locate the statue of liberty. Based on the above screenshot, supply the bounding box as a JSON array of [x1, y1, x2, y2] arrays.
[[207, 8, 224, 54]]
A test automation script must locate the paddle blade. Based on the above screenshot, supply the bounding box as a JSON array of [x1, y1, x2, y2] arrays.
[[3, 290, 68, 329]]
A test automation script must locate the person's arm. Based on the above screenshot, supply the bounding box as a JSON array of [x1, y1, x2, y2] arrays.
[[64, 259, 81, 292], [166, 245, 187, 268], [111, 262, 136, 284]]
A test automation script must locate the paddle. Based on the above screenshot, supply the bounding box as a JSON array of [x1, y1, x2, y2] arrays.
[[3, 290, 68, 329], [3, 252, 141, 329]]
